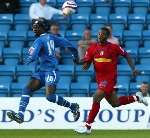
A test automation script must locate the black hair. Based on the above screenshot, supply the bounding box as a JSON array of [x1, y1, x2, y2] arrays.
[[101, 26, 111, 37], [33, 18, 49, 31]]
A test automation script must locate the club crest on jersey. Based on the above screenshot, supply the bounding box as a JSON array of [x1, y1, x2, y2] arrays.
[[29, 47, 35, 55], [99, 80, 108, 88], [99, 51, 104, 56]]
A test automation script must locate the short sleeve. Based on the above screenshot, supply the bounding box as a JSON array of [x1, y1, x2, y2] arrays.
[[83, 45, 94, 62], [115, 45, 128, 57]]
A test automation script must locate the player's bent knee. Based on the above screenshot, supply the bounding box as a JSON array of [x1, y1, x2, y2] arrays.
[[111, 103, 120, 108], [46, 94, 56, 103], [22, 88, 32, 96]]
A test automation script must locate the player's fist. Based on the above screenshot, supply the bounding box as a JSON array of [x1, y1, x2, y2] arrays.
[[132, 69, 139, 76]]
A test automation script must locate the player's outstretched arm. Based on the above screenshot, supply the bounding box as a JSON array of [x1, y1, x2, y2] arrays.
[[125, 54, 139, 76], [53, 35, 78, 63], [82, 61, 91, 71]]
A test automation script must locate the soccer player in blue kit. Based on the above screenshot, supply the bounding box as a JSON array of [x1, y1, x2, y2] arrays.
[[7, 18, 80, 123]]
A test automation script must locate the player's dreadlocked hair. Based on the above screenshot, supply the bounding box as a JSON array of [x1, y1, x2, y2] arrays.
[[101, 26, 111, 37], [32, 18, 49, 32]]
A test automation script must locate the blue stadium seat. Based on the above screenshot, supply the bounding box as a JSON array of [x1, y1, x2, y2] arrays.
[[47, 0, 56, 7], [27, 31, 35, 41], [136, 65, 150, 75], [76, 0, 93, 13], [143, 40, 150, 48], [0, 65, 16, 76], [117, 76, 130, 83], [114, 0, 131, 15], [56, 76, 71, 96], [132, 0, 149, 16], [70, 76, 91, 95], [3, 45, 22, 59], [76, 65, 94, 76], [136, 75, 150, 83], [11, 76, 30, 96], [109, 14, 127, 24], [143, 30, 150, 41], [9, 41, 24, 48], [55, 0, 64, 7], [11, 82, 25, 97], [0, 24, 11, 32], [16, 65, 35, 76], [58, 65, 74, 76], [140, 57, 150, 64], [8, 31, 27, 41], [0, 14, 13, 25], [114, 0, 131, 7], [111, 23, 125, 32], [65, 30, 82, 41], [5, 58, 19, 65], [52, 14, 70, 26], [77, 7, 92, 14], [63, 58, 73, 65], [133, 7, 148, 16], [139, 48, 150, 58], [125, 48, 138, 61], [0, 42, 4, 63], [95, 0, 111, 16], [0, 31, 7, 42], [14, 14, 30, 24], [0, 83, 10, 97], [124, 40, 139, 50], [128, 14, 145, 32], [89, 82, 97, 96], [76, 0, 93, 6], [70, 81, 90, 96], [129, 82, 140, 95], [0, 76, 12, 83], [71, 24, 86, 32], [90, 14, 108, 24], [18, 76, 30, 84], [123, 30, 141, 41], [116, 76, 130, 96], [115, 81, 129, 96], [15, 24, 29, 31], [19, 0, 37, 7], [132, 0, 149, 7], [119, 56, 136, 65], [71, 13, 89, 24], [117, 65, 131, 75]]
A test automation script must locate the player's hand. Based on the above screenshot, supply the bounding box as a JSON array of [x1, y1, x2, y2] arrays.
[[72, 55, 79, 64], [82, 62, 91, 70], [132, 69, 139, 76]]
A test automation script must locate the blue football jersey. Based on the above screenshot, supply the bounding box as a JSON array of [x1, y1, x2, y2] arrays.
[[27, 33, 77, 71]]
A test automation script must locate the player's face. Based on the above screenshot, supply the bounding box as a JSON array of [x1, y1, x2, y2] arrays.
[[32, 23, 42, 36], [140, 84, 149, 94], [98, 29, 109, 43]]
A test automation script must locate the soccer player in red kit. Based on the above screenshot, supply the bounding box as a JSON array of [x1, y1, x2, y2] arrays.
[[75, 27, 148, 134]]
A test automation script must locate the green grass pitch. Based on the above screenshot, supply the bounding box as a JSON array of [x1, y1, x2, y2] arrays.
[[0, 130, 150, 138]]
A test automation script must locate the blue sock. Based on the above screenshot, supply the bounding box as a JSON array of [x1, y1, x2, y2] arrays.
[[18, 88, 31, 119], [46, 94, 71, 108]]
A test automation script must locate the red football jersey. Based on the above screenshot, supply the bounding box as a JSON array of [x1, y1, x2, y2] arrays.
[[83, 42, 128, 77]]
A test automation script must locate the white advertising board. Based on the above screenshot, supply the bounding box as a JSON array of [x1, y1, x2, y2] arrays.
[[0, 97, 150, 129]]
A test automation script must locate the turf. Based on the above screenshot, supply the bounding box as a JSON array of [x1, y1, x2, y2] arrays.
[[0, 130, 150, 138]]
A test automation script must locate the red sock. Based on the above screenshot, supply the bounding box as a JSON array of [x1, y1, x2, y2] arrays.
[[119, 96, 138, 105], [86, 102, 100, 129]]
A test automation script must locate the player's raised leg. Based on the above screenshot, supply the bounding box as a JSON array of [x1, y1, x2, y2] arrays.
[[45, 71, 80, 121], [106, 90, 148, 108], [7, 78, 42, 123]]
